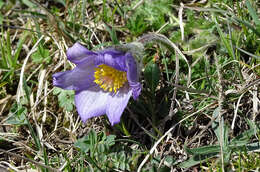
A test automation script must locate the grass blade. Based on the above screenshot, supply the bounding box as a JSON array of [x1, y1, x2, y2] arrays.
[[245, 0, 260, 26]]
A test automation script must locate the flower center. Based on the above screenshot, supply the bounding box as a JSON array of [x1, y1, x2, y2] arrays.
[[94, 64, 127, 92]]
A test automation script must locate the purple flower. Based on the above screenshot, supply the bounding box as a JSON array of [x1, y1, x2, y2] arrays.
[[53, 43, 142, 125]]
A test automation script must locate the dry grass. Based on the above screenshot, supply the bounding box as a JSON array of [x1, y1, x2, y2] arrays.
[[0, 0, 259, 171]]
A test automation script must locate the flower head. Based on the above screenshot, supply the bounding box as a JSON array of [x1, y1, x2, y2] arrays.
[[53, 43, 142, 125]]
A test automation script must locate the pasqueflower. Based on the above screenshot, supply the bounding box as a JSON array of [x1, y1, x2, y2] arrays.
[[53, 43, 141, 125]]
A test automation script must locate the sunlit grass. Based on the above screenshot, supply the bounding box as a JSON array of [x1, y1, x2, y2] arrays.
[[0, 0, 259, 171]]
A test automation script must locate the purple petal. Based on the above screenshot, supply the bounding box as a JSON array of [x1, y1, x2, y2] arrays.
[[75, 86, 110, 122], [67, 42, 97, 64], [106, 85, 132, 125], [125, 53, 142, 99], [53, 58, 96, 91], [95, 49, 127, 71], [130, 83, 142, 100], [125, 53, 138, 83], [99, 49, 126, 56]]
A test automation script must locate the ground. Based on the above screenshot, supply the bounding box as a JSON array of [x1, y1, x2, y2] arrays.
[[0, 0, 260, 171]]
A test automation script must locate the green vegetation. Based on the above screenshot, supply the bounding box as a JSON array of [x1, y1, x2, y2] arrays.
[[0, 0, 259, 171]]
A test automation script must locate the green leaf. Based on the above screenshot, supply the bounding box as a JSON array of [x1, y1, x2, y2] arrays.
[[6, 30, 13, 67], [31, 47, 50, 63], [184, 144, 220, 155], [144, 62, 160, 92], [0, 0, 5, 25], [223, 150, 232, 164], [127, 14, 147, 36], [164, 156, 176, 166], [0, 81, 8, 88], [231, 17, 260, 37], [54, 0, 66, 6], [246, 0, 260, 26], [104, 24, 119, 45], [211, 108, 231, 163], [246, 142, 260, 152], [74, 136, 91, 153], [74, 130, 117, 160], [214, 16, 235, 60], [0, 14, 3, 25], [0, 0, 4, 9], [14, 31, 30, 67], [53, 87, 74, 112], [6, 104, 28, 125], [23, 78, 31, 103], [230, 128, 255, 146], [21, 0, 36, 8], [212, 107, 229, 147], [74, 130, 98, 154], [179, 153, 218, 168], [104, 135, 116, 147], [246, 118, 259, 131]]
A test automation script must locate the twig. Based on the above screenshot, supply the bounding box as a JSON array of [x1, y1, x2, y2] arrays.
[[231, 92, 245, 130], [138, 33, 191, 85], [137, 102, 216, 171], [183, 41, 217, 55], [166, 49, 180, 122], [0, 24, 41, 34], [132, 0, 145, 10], [240, 78, 260, 92], [186, 102, 219, 146], [0, 95, 12, 105], [235, 46, 260, 59], [170, 83, 212, 95], [16, 35, 44, 103], [0, 148, 61, 172], [178, 3, 184, 41]]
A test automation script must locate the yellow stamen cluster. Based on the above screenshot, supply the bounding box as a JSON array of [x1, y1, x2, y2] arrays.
[[94, 64, 127, 93]]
